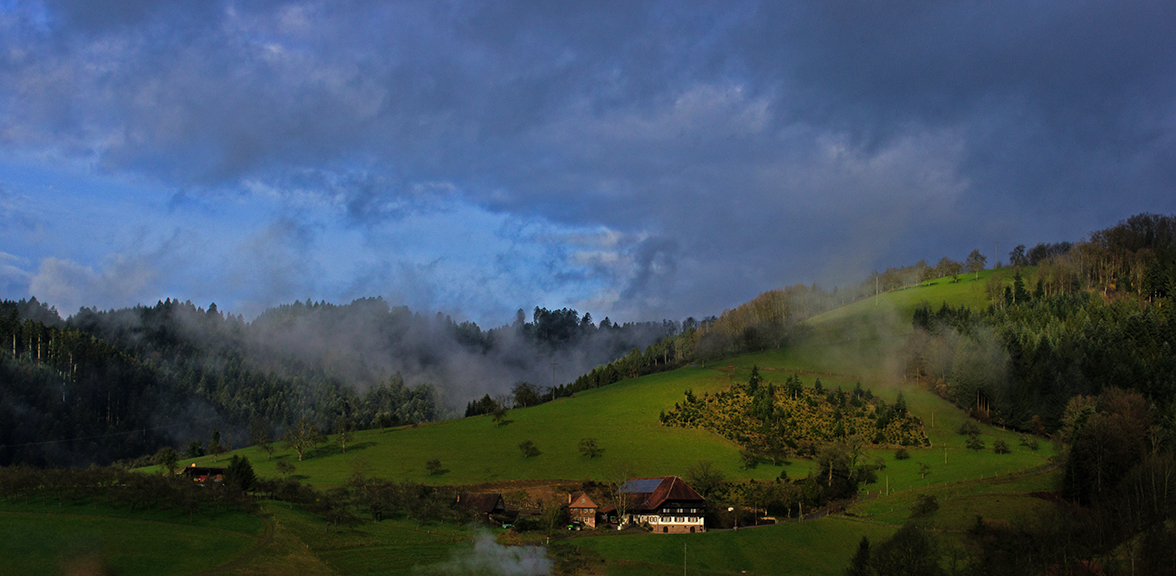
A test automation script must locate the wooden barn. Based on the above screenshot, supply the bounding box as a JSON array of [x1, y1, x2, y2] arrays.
[[182, 464, 225, 484], [455, 492, 507, 522]]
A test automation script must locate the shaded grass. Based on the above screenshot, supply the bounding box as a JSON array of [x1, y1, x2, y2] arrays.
[[847, 467, 1062, 526], [228, 511, 337, 576], [574, 516, 897, 576], [266, 503, 480, 576], [0, 500, 262, 576]]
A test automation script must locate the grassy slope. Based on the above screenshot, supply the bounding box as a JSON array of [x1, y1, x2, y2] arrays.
[[186, 270, 1044, 491], [199, 367, 786, 486], [151, 268, 1055, 575], [0, 500, 264, 576]]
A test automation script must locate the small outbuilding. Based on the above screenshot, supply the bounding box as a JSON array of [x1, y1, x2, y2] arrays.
[[456, 493, 507, 522], [182, 464, 226, 484]]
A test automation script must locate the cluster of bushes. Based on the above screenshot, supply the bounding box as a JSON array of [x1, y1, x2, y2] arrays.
[[682, 451, 882, 529], [0, 456, 498, 536], [0, 461, 257, 521], [662, 369, 928, 460]]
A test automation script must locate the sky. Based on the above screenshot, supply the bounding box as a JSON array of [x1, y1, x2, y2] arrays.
[[1, 0, 1174, 326]]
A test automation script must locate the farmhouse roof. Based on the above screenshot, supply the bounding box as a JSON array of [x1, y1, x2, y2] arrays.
[[619, 476, 704, 511], [455, 493, 506, 515], [182, 465, 226, 476]]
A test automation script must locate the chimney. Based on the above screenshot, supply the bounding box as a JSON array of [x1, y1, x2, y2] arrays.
[[568, 494, 572, 504]]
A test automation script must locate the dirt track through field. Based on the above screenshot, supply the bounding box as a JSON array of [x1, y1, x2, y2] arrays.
[[188, 511, 276, 575]]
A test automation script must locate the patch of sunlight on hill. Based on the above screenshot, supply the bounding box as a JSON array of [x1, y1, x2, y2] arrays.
[[196, 367, 794, 486]]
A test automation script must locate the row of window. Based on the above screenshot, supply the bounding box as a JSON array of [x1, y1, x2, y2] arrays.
[[642, 515, 702, 524]]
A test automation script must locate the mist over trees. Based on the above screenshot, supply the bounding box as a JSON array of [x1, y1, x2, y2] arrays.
[[0, 297, 673, 466], [906, 214, 1176, 433], [5, 212, 1173, 470]]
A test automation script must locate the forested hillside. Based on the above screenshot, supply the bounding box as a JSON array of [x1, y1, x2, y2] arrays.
[[852, 214, 1176, 576], [0, 298, 672, 466], [904, 214, 1176, 428]]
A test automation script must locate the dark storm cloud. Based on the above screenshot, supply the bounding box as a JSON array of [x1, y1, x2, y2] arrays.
[[752, 1, 1176, 224], [1, 1, 1173, 320], [44, 0, 223, 35]]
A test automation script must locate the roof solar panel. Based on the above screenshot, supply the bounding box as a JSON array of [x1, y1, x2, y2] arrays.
[[621, 478, 664, 494]]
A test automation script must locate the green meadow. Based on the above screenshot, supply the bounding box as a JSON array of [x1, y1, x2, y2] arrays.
[[266, 503, 476, 576], [0, 500, 264, 576], [191, 367, 778, 486], [575, 517, 898, 576]]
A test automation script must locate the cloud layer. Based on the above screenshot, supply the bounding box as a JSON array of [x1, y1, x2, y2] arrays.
[[1, 1, 1173, 321]]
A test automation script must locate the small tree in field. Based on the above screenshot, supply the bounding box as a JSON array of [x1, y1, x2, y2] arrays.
[[965, 249, 988, 280], [911, 494, 939, 517], [276, 460, 295, 480], [958, 421, 980, 436], [425, 459, 447, 475], [518, 440, 541, 458], [578, 437, 603, 458], [208, 429, 225, 462], [966, 435, 986, 451], [492, 407, 512, 427], [250, 417, 274, 460], [335, 416, 356, 454], [993, 439, 1011, 454], [283, 418, 326, 461], [154, 446, 179, 476]]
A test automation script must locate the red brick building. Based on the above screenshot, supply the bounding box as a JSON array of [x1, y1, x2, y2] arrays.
[[566, 491, 599, 528]]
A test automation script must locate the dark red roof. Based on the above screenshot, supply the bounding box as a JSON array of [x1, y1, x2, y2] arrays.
[[456, 493, 506, 514], [620, 476, 704, 512]]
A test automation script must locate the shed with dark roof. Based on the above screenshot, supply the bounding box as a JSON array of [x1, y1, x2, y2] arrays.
[[456, 492, 507, 520]]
